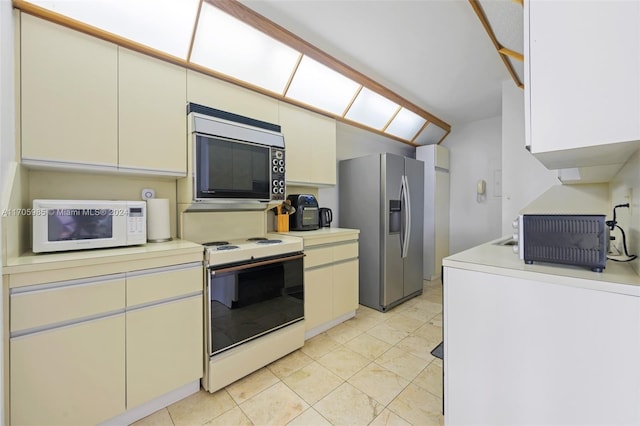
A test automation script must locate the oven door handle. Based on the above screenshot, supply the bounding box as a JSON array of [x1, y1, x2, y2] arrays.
[[209, 253, 305, 274]]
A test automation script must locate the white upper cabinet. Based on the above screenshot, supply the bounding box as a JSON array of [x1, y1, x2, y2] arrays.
[[525, 0, 640, 171], [21, 13, 119, 169], [118, 48, 187, 175], [279, 102, 337, 186], [20, 14, 187, 176]]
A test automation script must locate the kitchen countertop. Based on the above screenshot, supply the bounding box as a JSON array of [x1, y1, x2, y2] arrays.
[[4, 239, 203, 276], [443, 236, 640, 296], [279, 227, 360, 247]]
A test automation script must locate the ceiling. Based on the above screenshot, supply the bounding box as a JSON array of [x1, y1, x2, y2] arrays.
[[239, 0, 515, 128]]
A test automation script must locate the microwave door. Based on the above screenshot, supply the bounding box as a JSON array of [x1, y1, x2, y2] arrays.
[[195, 135, 271, 201]]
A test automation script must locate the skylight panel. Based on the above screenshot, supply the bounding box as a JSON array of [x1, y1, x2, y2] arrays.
[[414, 123, 448, 145], [345, 88, 399, 130], [286, 56, 360, 115], [27, 0, 199, 58], [385, 108, 426, 141], [190, 3, 300, 94]]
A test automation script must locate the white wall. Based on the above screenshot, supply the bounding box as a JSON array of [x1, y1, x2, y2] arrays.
[[0, 2, 13, 424], [501, 80, 558, 233], [442, 116, 502, 254], [320, 121, 414, 227]]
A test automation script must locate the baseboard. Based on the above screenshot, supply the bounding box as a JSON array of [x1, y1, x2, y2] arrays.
[[304, 311, 356, 340], [99, 381, 200, 426]]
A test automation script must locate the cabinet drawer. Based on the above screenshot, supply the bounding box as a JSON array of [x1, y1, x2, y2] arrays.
[[10, 276, 125, 333], [305, 242, 358, 269], [305, 246, 334, 269], [127, 264, 202, 307], [334, 242, 358, 261]]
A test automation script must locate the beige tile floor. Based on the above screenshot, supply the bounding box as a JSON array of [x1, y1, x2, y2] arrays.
[[133, 280, 444, 426]]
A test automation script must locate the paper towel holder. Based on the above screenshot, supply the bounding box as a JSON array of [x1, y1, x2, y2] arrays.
[[146, 198, 172, 243]]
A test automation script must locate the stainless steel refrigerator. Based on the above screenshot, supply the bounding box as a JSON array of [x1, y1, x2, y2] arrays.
[[339, 153, 424, 312]]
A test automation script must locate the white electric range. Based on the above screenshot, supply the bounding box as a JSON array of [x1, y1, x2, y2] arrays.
[[200, 232, 306, 393], [203, 233, 303, 267]]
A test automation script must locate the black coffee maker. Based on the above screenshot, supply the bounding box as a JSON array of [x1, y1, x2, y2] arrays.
[[287, 194, 319, 231]]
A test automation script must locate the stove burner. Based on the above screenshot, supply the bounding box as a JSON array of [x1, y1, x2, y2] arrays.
[[256, 239, 282, 245], [247, 237, 267, 241], [203, 241, 230, 247], [215, 245, 239, 251]]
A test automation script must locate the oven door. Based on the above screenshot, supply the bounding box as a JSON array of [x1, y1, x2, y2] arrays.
[[207, 253, 304, 356]]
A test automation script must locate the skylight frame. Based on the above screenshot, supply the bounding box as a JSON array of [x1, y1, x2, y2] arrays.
[[344, 87, 400, 130], [26, 0, 200, 59], [190, 3, 301, 95], [285, 55, 361, 116], [15, 0, 452, 146], [385, 108, 427, 141]]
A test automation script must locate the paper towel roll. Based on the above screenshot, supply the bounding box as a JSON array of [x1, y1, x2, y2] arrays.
[[146, 198, 171, 242]]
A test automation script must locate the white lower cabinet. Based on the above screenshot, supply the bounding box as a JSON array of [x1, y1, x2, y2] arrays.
[[302, 236, 359, 336], [8, 261, 203, 425], [332, 259, 359, 318], [304, 266, 334, 330], [9, 274, 126, 425], [126, 265, 203, 408], [444, 266, 640, 425], [11, 315, 126, 426]]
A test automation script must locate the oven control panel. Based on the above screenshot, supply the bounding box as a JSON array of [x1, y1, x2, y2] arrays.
[[270, 148, 285, 200]]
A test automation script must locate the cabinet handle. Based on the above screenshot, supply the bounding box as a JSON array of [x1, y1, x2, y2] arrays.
[[11, 309, 125, 339], [126, 261, 202, 278], [126, 291, 202, 312], [10, 273, 126, 295]]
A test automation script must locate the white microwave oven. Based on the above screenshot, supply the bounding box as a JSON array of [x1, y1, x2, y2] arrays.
[[32, 199, 147, 253]]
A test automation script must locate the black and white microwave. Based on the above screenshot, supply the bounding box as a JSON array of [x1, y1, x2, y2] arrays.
[[188, 103, 286, 204], [32, 199, 147, 253]]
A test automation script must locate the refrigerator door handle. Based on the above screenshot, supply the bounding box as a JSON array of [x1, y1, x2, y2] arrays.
[[399, 175, 411, 258], [399, 176, 406, 255], [404, 175, 411, 257]]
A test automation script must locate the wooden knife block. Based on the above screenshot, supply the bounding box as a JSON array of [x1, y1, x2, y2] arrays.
[[276, 214, 289, 232]]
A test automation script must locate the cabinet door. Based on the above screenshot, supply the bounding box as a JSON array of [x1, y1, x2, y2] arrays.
[[527, 1, 640, 156], [119, 48, 187, 175], [278, 103, 337, 186], [21, 14, 118, 168], [126, 296, 203, 408], [304, 267, 333, 330], [445, 267, 640, 425], [186, 70, 279, 124], [11, 315, 126, 426], [333, 259, 359, 317]]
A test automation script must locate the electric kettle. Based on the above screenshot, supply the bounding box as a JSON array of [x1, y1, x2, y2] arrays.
[[319, 207, 333, 227]]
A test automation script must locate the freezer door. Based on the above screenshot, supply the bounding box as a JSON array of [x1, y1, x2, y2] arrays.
[[382, 153, 405, 307], [338, 154, 382, 310], [403, 157, 425, 297]]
